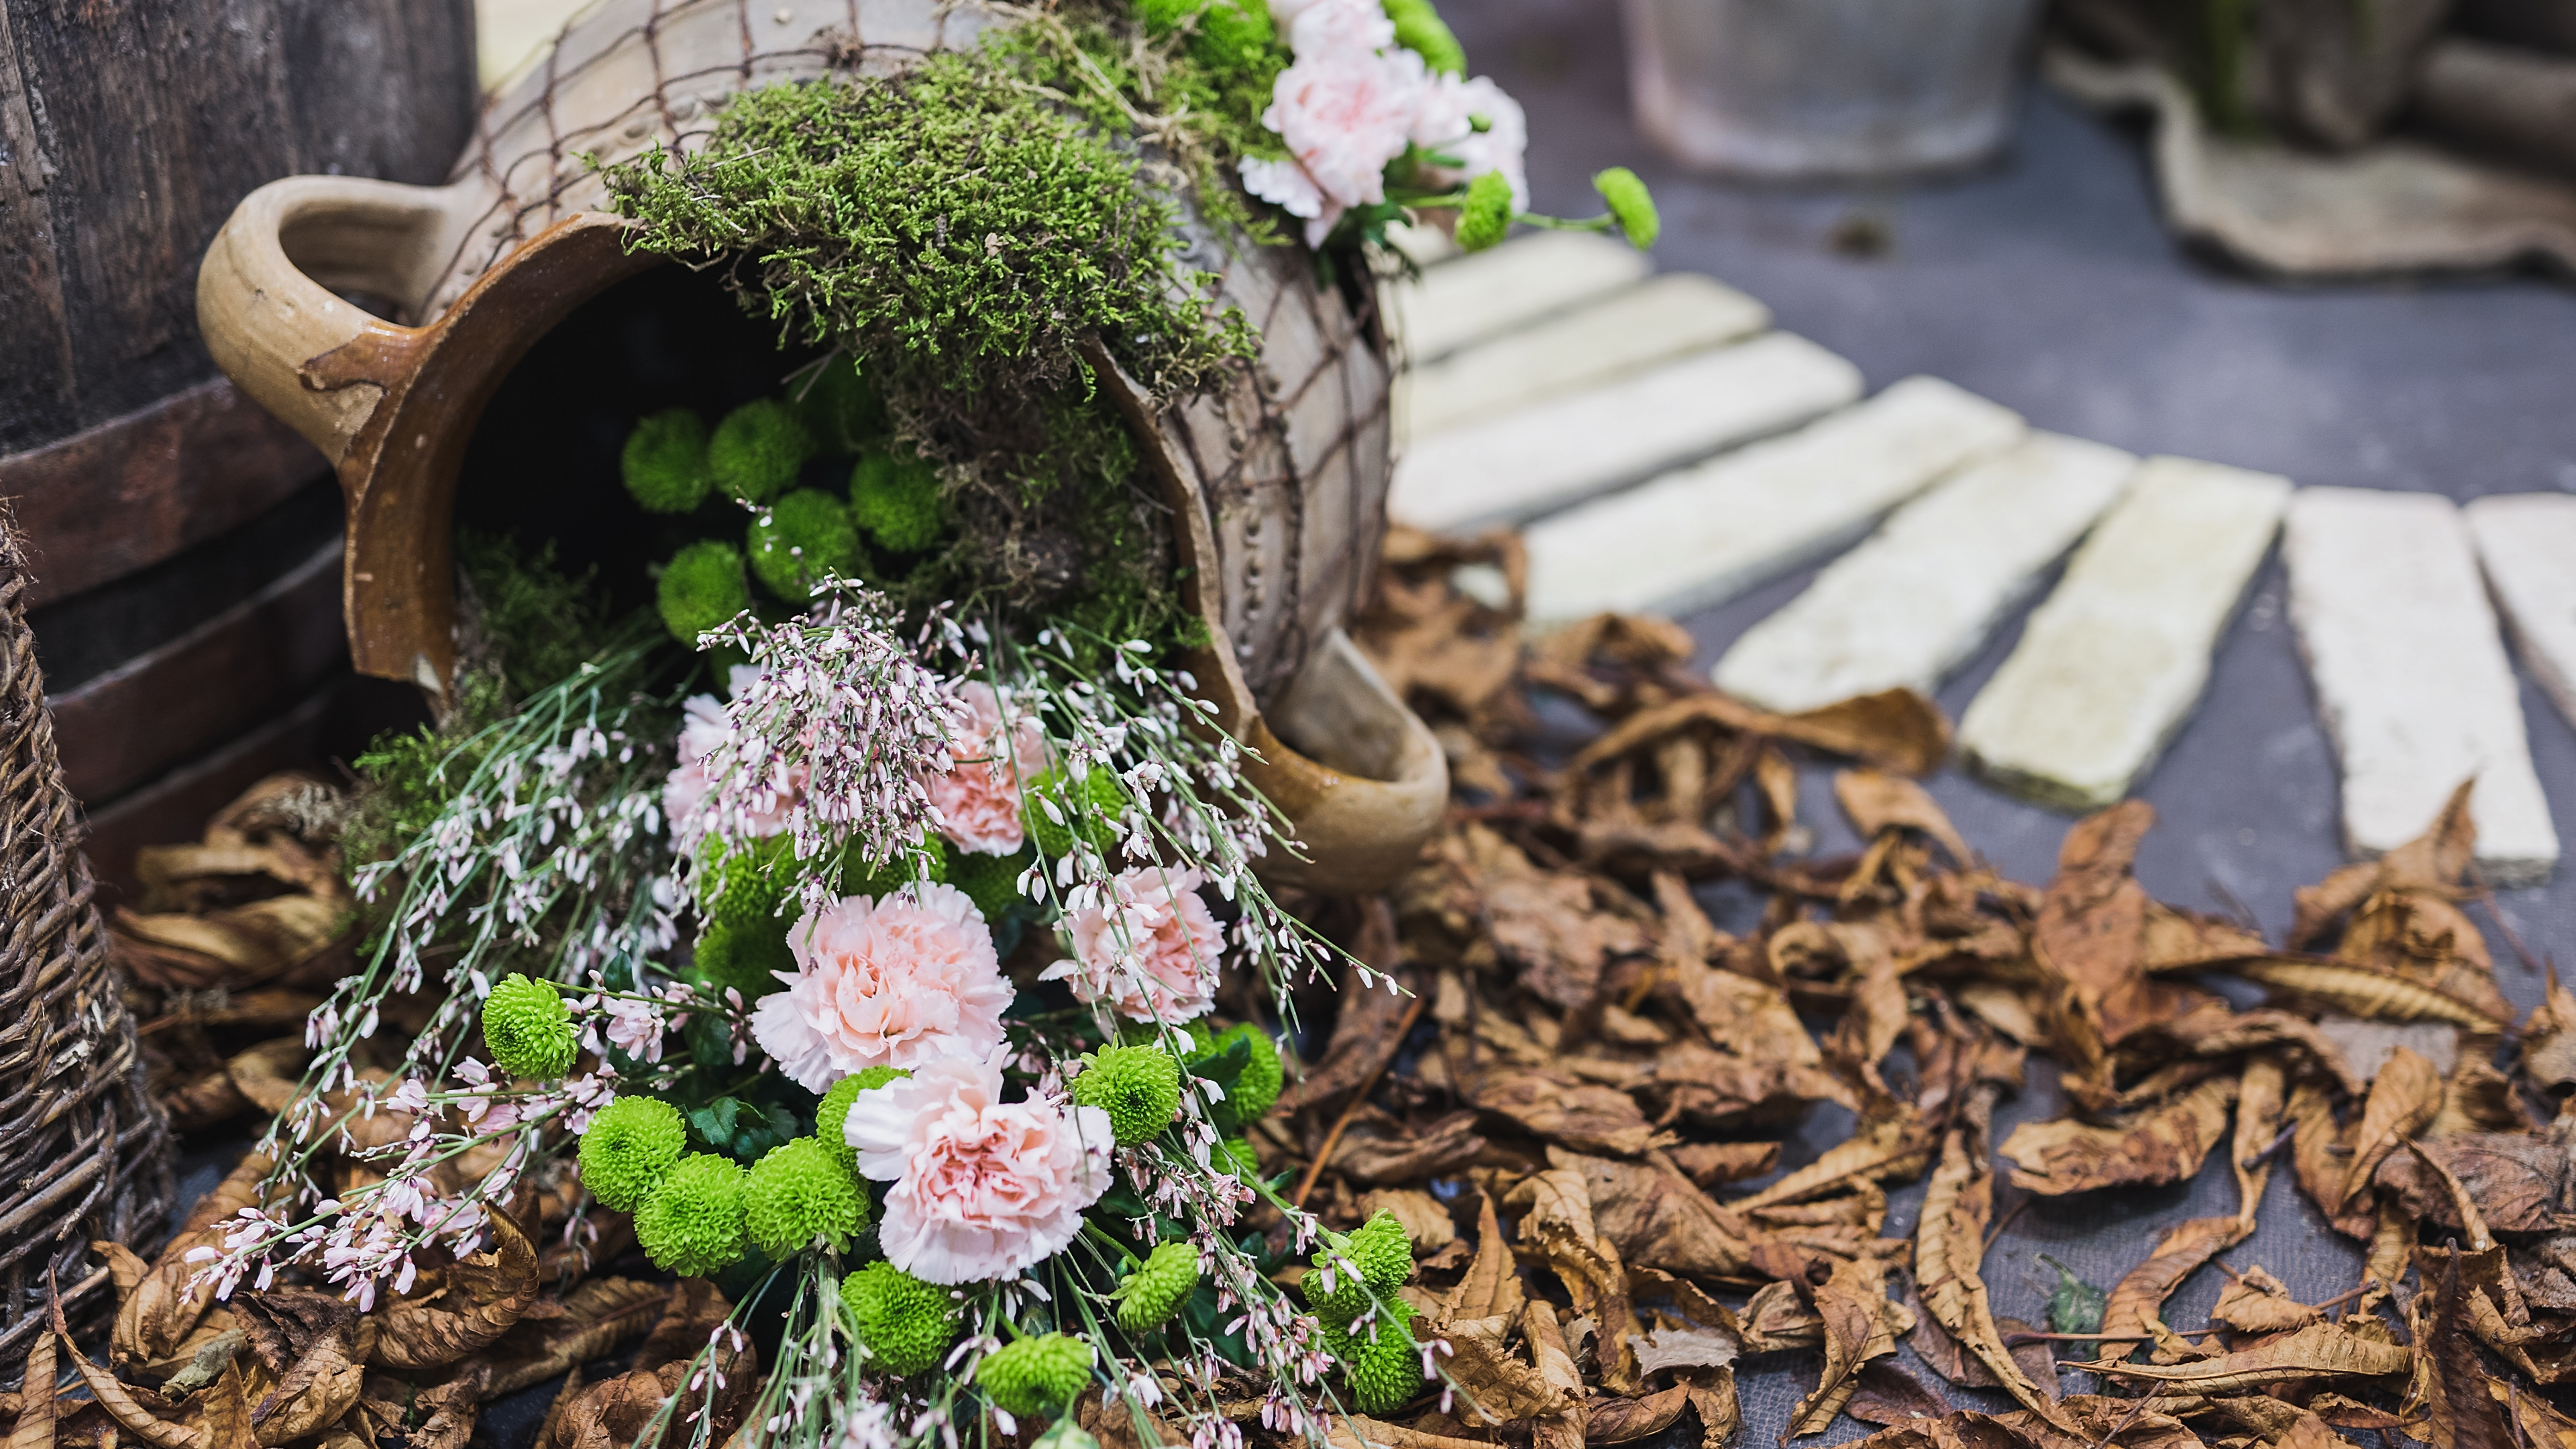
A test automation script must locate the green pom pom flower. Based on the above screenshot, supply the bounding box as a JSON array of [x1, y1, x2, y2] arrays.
[[816, 1067, 912, 1176], [1023, 768, 1131, 859], [1346, 1210, 1415, 1294], [1113, 1241, 1201, 1334], [635, 1152, 749, 1277], [849, 449, 946, 553], [849, 1260, 962, 1375], [658, 539, 752, 645], [1069, 1045, 1181, 1147], [750, 488, 863, 601], [622, 409, 714, 513], [709, 398, 815, 504], [1346, 1300, 1425, 1414], [1191, 1023, 1285, 1120], [1140, 0, 1280, 72], [1217, 1136, 1260, 1183], [797, 356, 888, 455], [1593, 167, 1659, 251], [974, 1333, 1095, 1419], [482, 973, 576, 1080], [745, 1137, 867, 1256], [1456, 170, 1515, 254], [694, 920, 795, 1002], [578, 1095, 687, 1212], [698, 837, 787, 929], [1302, 1256, 1368, 1323], [1382, 0, 1465, 75]]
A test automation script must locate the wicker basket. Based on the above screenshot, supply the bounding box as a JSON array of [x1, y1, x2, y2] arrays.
[[0, 509, 174, 1368]]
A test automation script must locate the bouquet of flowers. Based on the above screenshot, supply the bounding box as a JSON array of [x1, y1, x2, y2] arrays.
[[182, 3, 1655, 1447]]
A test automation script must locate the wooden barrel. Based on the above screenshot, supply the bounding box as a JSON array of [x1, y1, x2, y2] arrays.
[[0, 0, 477, 896]]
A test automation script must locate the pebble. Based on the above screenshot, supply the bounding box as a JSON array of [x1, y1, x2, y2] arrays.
[[1402, 273, 1770, 439], [1521, 375, 2025, 623], [1713, 433, 2137, 713], [2285, 486, 2557, 884], [1388, 332, 1862, 533], [1960, 457, 2291, 811]]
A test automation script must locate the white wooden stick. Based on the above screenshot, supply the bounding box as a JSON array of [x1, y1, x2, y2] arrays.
[[1383, 230, 1651, 364], [1402, 273, 1770, 439], [2465, 492, 2576, 735], [1714, 433, 2138, 713], [1959, 457, 2291, 812], [2287, 487, 2557, 885], [1521, 376, 2026, 623]]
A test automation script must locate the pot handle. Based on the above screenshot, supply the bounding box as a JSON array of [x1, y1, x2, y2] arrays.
[[195, 174, 468, 467]]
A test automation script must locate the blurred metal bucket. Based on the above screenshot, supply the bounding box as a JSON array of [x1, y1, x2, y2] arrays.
[[1622, 0, 2043, 178]]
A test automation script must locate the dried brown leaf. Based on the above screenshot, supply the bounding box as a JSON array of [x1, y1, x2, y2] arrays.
[[1440, 1191, 1525, 1324], [1523, 1301, 1589, 1449], [60, 1327, 199, 1449], [2377, 1131, 2572, 1236], [1844, 1362, 1948, 1428], [1630, 1326, 1740, 1379], [1911, 1127, 2064, 1426], [2219, 956, 2505, 1031], [2338, 1045, 2440, 1212], [1542, 1150, 1754, 1285], [1674, 1368, 1737, 1449], [1507, 1162, 1640, 1387], [478, 1278, 673, 1399], [1835, 770, 1970, 864], [247, 1316, 366, 1446], [1736, 1112, 1932, 1210], [2074, 1320, 2412, 1392], [1667, 1142, 1780, 1189], [1432, 1318, 1567, 1426], [370, 1210, 539, 1371], [2426, 1250, 2516, 1449], [118, 1152, 276, 1369], [1360, 1190, 1459, 1254], [1998, 1073, 2235, 1196], [2098, 1217, 2247, 1361], [1277, 912, 1415, 1117], [1785, 1254, 1899, 1440], [2207, 1267, 2321, 1335], [9, 1333, 56, 1449], [1585, 1387, 1690, 1444], [195, 1362, 252, 1449], [1464, 1066, 1662, 1157]]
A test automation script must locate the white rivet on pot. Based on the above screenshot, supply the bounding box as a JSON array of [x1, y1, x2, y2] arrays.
[[1715, 431, 2137, 714], [1520, 375, 2025, 623], [2286, 486, 2558, 884], [1960, 456, 2291, 812]]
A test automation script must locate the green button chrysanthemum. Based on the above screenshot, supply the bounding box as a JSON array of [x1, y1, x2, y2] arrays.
[[698, 837, 787, 928], [745, 1136, 866, 1257], [1456, 171, 1515, 254], [1216, 1136, 1260, 1185], [1068, 1044, 1180, 1147], [1346, 1300, 1426, 1415], [635, 1152, 749, 1277], [1112, 1240, 1201, 1334], [816, 1066, 912, 1177], [1346, 1210, 1414, 1295], [577, 1095, 687, 1212], [482, 973, 576, 1081], [709, 398, 814, 504], [1189, 1022, 1283, 1121], [694, 920, 796, 1003], [657, 539, 752, 645], [973, 1333, 1095, 1419], [848, 1260, 963, 1375], [622, 409, 713, 514], [849, 447, 946, 553], [1593, 167, 1660, 251]]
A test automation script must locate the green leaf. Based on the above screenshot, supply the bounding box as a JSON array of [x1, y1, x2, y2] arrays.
[[2039, 1254, 2106, 1360], [688, 1095, 801, 1164]]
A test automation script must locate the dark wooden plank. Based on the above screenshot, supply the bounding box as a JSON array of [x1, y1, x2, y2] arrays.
[[0, 377, 328, 607], [0, 1, 78, 447], [0, 0, 475, 451], [80, 676, 343, 905], [50, 538, 343, 804]]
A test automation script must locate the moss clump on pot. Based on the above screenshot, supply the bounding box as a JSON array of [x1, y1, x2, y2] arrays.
[[659, 539, 753, 644]]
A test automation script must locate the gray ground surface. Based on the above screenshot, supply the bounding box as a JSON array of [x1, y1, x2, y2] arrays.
[[1450, 1, 2576, 1438]]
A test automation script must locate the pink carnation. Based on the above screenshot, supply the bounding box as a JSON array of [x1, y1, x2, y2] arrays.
[[1413, 74, 1530, 209], [926, 682, 1047, 857], [663, 669, 799, 840], [1286, 0, 1395, 58], [1041, 867, 1225, 1024], [749, 883, 1013, 1090], [841, 1052, 1114, 1283], [1256, 43, 1430, 241]]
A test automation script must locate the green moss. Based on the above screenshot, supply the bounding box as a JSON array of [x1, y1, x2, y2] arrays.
[[623, 409, 715, 513], [1382, 0, 1466, 75], [1456, 171, 1514, 254], [659, 539, 753, 645], [341, 666, 511, 869], [749, 488, 864, 601], [710, 399, 816, 504], [695, 919, 796, 1002], [1593, 168, 1658, 250], [795, 355, 890, 455], [602, 55, 1251, 413], [849, 449, 947, 554]]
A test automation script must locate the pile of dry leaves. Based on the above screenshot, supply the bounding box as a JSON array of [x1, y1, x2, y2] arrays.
[[22, 523, 2571, 1449]]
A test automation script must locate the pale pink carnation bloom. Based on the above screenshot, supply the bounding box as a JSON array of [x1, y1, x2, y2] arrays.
[[1266, 0, 1328, 31], [926, 682, 1047, 857], [1413, 74, 1530, 208], [1041, 867, 1224, 1024], [1260, 44, 1429, 224], [664, 668, 800, 839], [1286, 0, 1395, 58], [841, 1051, 1114, 1284], [749, 883, 1012, 1090], [1240, 155, 1336, 244]]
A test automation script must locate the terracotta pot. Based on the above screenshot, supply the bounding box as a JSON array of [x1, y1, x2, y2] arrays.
[[193, 0, 1443, 894]]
